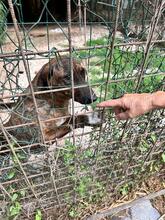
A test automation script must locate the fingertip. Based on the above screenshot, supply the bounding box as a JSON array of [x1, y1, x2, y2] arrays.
[[97, 99, 122, 108], [96, 103, 104, 107]]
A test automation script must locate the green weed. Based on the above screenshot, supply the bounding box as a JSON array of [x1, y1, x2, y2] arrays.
[[35, 209, 42, 220]]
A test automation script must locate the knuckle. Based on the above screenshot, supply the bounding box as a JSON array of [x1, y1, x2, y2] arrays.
[[123, 93, 130, 98], [129, 111, 136, 119], [129, 113, 134, 119]]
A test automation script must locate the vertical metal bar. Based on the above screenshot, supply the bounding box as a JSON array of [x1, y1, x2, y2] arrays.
[[83, 1, 87, 46], [44, 2, 62, 206], [67, 0, 77, 205], [135, 0, 164, 91], [120, 0, 164, 141], [104, 0, 122, 99], [67, 0, 75, 145], [93, 0, 122, 189], [97, 0, 122, 146], [78, 0, 82, 31], [7, 0, 45, 143]]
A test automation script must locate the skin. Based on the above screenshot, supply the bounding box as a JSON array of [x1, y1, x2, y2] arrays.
[[97, 91, 165, 120]]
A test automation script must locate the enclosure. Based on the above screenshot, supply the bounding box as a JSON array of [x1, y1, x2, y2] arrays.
[[0, 0, 165, 219]]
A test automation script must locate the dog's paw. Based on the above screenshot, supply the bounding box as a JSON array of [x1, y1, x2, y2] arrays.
[[75, 112, 102, 128], [86, 112, 102, 126]]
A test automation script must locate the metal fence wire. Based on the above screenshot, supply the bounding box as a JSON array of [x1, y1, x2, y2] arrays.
[[0, 0, 165, 219]]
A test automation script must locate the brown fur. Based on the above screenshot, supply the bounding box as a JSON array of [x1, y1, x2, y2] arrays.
[[4, 56, 99, 145]]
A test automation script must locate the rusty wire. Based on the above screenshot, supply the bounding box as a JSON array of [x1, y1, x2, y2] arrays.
[[0, 0, 165, 219]]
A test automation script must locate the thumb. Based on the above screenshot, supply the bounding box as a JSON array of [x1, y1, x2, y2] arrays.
[[116, 111, 130, 120], [97, 99, 123, 108]]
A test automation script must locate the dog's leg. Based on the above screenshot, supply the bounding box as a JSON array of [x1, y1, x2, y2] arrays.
[[45, 112, 101, 140], [45, 125, 72, 140]]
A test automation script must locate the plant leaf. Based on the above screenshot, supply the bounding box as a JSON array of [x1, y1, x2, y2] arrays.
[[7, 171, 15, 180], [35, 209, 42, 220], [11, 193, 18, 202], [162, 153, 165, 163]]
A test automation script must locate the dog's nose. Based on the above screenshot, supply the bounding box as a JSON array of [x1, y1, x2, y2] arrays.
[[82, 94, 97, 104], [83, 96, 92, 104]]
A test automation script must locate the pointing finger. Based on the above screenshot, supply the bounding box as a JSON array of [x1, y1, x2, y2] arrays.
[[97, 99, 123, 108]]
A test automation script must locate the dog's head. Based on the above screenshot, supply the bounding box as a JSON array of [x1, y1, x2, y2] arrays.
[[35, 57, 97, 104]]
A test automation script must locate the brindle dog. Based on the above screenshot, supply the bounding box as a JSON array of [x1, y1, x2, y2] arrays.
[[3, 56, 101, 146]]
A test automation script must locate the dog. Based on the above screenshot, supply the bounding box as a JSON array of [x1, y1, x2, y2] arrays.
[[2, 56, 101, 146]]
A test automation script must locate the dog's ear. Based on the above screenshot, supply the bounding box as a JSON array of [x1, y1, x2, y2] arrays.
[[48, 64, 59, 80], [47, 63, 64, 85], [32, 64, 49, 90], [73, 62, 86, 79]]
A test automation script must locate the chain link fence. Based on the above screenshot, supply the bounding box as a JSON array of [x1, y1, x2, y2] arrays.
[[0, 0, 165, 219]]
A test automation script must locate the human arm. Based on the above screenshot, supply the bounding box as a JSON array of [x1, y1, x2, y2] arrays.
[[97, 91, 165, 120], [151, 91, 165, 109]]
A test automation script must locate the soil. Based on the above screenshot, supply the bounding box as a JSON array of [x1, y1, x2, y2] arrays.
[[0, 24, 109, 84], [30, 176, 165, 220]]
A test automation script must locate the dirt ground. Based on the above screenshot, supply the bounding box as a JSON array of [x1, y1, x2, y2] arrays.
[[25, 181, 163, 220], [42, 176, 165, 220]]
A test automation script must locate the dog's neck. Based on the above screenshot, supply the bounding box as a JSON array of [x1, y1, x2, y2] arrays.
[[34, 91, 70, 109], [28, 75, 70, 109], [49, 92, 70, 108], [25, 85, 70, 111]]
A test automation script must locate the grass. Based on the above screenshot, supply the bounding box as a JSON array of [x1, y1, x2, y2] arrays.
[[60, 140, 105, 204], [74, 36, 164, 102], [66, 36, 165, 214], [3, 35, 164, 218]]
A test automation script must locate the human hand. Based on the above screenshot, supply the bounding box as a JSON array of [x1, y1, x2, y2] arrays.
[[97, 93, 154, 120]]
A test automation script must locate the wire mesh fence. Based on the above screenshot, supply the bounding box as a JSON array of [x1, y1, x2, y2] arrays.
[[0, 0, 165, 219]]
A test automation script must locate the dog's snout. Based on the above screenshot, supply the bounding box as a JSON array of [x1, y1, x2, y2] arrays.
[[83, 96, 92, 104], [82, 94, 97, 104], [74, 85, 97, 105]]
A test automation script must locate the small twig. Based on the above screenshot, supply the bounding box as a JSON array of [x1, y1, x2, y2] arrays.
[[0, 182, 12, 200], [48, 154, 61, 206], [97, 2, 116, 7]]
